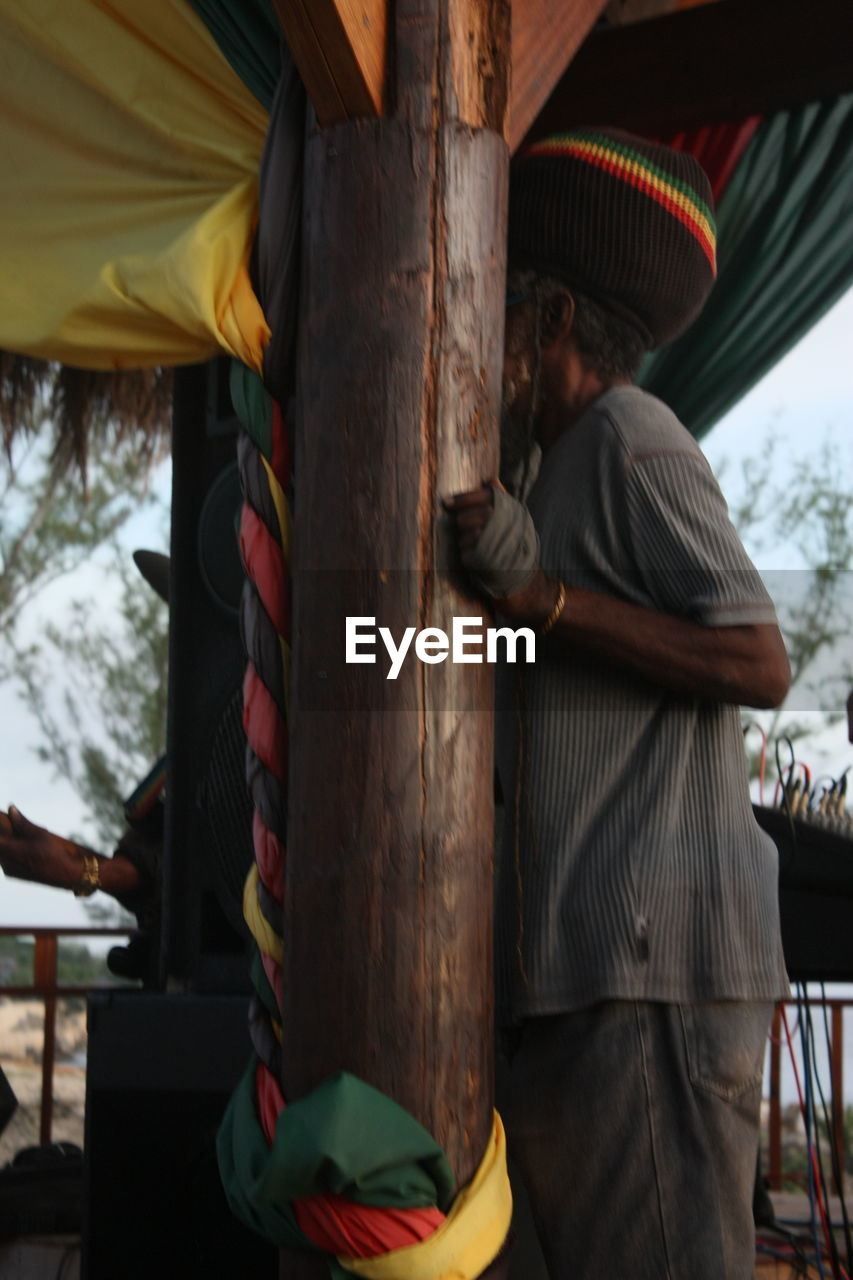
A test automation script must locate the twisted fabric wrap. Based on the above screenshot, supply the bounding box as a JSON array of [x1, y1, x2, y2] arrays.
[[216, 362, 512, 1277]]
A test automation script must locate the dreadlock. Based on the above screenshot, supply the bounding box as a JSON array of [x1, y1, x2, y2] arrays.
[[510, 269, 647, 382]]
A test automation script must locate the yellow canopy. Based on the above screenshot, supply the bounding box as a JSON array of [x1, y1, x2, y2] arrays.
[[0, 0, 270, 370]]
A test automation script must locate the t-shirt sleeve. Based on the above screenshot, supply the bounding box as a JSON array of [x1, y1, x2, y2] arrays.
[[624, 449, 779, 627]]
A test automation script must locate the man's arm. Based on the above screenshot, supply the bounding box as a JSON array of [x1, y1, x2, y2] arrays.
[[497, 567, 791, 710], [0, 807, 141, 897], [445, 486, 791, 710]]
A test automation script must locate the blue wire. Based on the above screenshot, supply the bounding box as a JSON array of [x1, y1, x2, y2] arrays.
[[806, 1001, 841, 1277], [798, 983, 827, 1280]]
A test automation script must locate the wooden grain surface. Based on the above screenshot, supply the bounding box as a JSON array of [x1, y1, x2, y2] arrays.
[[278, 4, 510, 1276], [272, 0, 387, 123], [522, 0, 853, 143], [509, 0, 607, 151]]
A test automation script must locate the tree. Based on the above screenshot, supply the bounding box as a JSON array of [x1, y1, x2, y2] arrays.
[[723, 430, 853, 785], [10, 538, 169, 851], [0, 358, 171, 861], [0, 366, 170, 683]]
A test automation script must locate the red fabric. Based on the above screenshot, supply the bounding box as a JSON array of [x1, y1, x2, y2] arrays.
[[253, 809, 284, 903], [243, 661, 288, 784], [270, 400, 290, 489], [254, 1066, 445, 1258], [658, 118, 762, 203], [240, 501, 290, 636], [260, 951, 283, 1006], [294, 1193, 445, 1259], [257, 1061, 285, 1145]]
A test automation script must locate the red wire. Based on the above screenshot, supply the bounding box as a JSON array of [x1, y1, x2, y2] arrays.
[[779, 1007, 847, 1278]]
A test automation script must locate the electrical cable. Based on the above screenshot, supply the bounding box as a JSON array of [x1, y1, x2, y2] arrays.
[[816, 990, 853, 1273], [776, 737, 801, 848], [757, 1216, 822, 1276], [783, 1001, 828, 1279], [770, 721, 853, 1278], [744, 720, 768, 805], [755, 1238, 812, 1277], [801, 991, 844, 1279], [795, 983, 851, 1280]]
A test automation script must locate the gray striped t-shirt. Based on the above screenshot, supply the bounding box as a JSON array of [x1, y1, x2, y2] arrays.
[[495, 385, 790, 1023]]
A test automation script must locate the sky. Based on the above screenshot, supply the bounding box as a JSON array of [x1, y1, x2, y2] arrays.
[[0, 479, 172, 931], [2, 292, 853, 1108]]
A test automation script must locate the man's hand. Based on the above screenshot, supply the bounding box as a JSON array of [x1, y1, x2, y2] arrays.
[[0, 807, 91, 890], [443, 485, 495, 553], [444, 482, 540, 600]]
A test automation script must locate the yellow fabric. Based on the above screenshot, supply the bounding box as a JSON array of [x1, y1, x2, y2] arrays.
[[0, 0, 270, 370], [338, 1112, 512, 1280], [259, 450, 293, 712], [260, 452, 292, 562], [243, 863, 283, 966]]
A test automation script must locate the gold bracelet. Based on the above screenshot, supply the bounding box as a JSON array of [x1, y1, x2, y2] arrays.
[[540, 580, 567, 636], [73, 852, 101, 898]]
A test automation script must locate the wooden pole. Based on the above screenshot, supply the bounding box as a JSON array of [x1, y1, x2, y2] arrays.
[[281, 2, 510, 1274]]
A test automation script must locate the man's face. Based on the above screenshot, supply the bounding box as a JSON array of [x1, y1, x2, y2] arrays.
[[502, 299, 538, 425], [499, 296, 537, 486]]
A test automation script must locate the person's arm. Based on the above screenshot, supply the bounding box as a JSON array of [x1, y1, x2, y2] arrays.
[[445, 486, 791, 710], [0, 807, 141, 898], [494, 566, 790, 709]]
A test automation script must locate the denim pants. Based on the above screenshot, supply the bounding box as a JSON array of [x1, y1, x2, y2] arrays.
[[499, 1000, 772, 1280]]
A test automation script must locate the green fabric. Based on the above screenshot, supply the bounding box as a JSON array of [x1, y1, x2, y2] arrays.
[[217, 1060, 456, 1249], [640, 96, 853, 440], [261, 1070, 455, 1209], [184, 0, 280, 110], [218, 1058, 313, 1250], [231, 359, 273, 456]]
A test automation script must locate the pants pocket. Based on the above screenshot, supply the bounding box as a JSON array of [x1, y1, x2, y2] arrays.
[[680, 1001, 772, 1102]]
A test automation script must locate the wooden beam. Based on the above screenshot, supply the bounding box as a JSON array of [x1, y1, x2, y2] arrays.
[[279, 3, 511, 1275], [522, 0, 853, 147], [509, 0, 608, 153], [272, 0, 387, 124]]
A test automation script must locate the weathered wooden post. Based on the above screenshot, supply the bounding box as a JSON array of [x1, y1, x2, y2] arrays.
[[280, 2, 510, 1274]]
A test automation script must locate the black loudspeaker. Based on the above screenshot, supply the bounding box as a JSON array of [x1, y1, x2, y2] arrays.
[[754, 805, 853, 980], [162, 361, 256, 991], [82, 991, 275, 1278], [0, 1065, 15, 1137]]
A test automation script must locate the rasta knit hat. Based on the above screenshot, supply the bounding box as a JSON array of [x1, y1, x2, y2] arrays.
[[508, 128, 717, 349]]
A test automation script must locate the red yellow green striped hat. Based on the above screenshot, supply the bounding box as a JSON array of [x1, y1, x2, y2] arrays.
[[509, 128, 717, 348]]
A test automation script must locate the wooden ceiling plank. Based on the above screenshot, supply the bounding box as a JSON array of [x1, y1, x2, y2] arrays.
[[509, 0, 609, 153], [522, 0, 853, 147], [272, 0, 387, 125]]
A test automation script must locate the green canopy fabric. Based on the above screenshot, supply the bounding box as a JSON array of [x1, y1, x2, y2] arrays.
[[640, 95, 853, 440], [185, 0, 280, 109]]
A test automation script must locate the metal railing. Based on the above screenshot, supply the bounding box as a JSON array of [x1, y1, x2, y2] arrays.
[[0, 925, 132, 1146], [1, 926, 851, 1181]]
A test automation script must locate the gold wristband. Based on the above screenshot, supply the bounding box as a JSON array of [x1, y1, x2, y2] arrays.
[[540, 580, 567, 636], [73, 852, 100, 898]]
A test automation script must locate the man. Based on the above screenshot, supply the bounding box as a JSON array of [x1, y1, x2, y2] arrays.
[[446, 129, 791, 1279]]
